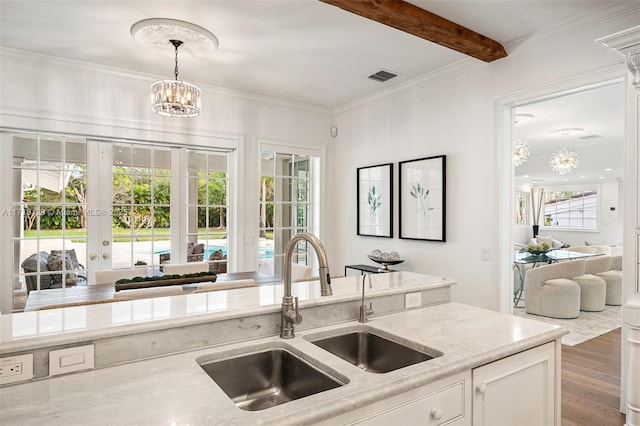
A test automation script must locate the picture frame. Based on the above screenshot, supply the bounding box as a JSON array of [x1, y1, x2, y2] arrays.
[[399, 155, 446, 241], [357, 163, 393, 238]]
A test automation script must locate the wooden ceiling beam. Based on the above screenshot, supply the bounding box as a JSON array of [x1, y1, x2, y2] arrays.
[[319, 0, 507, 63]]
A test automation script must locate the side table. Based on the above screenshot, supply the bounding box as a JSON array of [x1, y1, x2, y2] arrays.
[[344, 264, 398, 275]]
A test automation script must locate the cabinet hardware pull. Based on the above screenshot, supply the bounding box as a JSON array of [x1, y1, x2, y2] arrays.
[[430, 407, 443, 420], [476, 382, 488, 394]]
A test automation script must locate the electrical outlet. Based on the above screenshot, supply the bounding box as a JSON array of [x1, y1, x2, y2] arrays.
[[405, 292, 422, 309], [0, 354, 33, 385], [0, 363, 22, 376]]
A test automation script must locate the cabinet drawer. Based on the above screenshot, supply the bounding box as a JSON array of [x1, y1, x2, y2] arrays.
[[350, 380, 465, 425]]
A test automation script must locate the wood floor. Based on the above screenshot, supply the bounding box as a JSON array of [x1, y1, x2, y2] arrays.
[[562, 328, 626, 426]]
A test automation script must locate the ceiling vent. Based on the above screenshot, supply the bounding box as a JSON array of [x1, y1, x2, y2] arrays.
[[368, 70, 398, 82]]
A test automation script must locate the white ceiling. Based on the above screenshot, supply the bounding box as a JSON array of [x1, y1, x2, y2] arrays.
[[1, 1, 628, 183], [0, 0, 628, 109], [513, 82, 625, 186]]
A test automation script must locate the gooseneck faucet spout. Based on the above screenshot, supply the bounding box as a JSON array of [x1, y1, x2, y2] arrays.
[[281, 233, 332, 339], [359, 274, 374, 323]]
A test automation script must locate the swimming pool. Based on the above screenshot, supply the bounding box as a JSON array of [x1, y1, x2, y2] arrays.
[[151, 244, 273, 259]]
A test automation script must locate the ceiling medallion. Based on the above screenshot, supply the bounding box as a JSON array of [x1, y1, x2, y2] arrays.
[[513, 139, 530, 167], [131, 18, 218, 56], [131, 18, 218, 118], [549, 148, 579, 174]]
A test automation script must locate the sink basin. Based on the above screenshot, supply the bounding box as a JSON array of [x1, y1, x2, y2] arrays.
[[197, 348, 345, 411], [309, 330, 443, 373]]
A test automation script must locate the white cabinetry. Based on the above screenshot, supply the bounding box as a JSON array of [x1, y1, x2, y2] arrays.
[[319, 341, 558, 425], [317, 371, 471, 425], [472, 342, 556, 426]]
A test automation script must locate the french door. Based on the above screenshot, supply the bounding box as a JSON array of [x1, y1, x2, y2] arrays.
[[85, 141, 176, 281], [10, 133, 231, 301]]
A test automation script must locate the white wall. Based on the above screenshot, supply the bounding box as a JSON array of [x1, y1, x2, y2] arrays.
[[329, 8, 640, 309], [0, 48, 333, 313], [2, 6, 639, 313]]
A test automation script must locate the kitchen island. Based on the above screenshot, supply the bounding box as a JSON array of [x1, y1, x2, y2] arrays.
[[0, 272, 566, 425]]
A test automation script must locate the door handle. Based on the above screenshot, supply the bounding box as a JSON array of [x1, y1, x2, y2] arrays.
[[103, 253, 111, 260], [88, 253, 97, 260]]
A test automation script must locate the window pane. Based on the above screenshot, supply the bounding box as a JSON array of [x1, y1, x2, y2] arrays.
[[275, 153, 293, 176], [154, 176, 170, 204], [542, 189, 597, 230], [515, 191, 528, 225], [112, 173, 132, 205], [114, 144, 133, 166], [133, 145, 152, 172], [154, 148, 171, 174]]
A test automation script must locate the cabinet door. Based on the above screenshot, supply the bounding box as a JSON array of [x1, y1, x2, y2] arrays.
[[472, 342, 556, 426]]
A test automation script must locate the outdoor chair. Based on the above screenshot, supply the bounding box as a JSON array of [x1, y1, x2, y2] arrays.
[[48, 249, 86, 286], [21, 249, 85, 292], [159, 242, 205, 264], [208, 249, 228, 273], [21, 251, 54, 293]]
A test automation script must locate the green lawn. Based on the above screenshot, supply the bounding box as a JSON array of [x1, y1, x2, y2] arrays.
[[24, 228, 229, 242]]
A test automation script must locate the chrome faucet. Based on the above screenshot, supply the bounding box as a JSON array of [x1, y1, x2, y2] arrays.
[[281, 232, 332, 339], [359, 274, 374, 323]]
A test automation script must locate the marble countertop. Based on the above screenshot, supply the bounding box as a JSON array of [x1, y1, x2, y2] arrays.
[[1, 272, 453, 353], [0, 302, 567, 426]]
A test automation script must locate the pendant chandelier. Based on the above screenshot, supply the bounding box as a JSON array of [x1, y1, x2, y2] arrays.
[[549, 148, 579, 174], [131, 18, 218, 118], [151, 40, 201, 117], [513, 139, 530, 167]]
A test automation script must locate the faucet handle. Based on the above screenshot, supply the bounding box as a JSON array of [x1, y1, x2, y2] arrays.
[[287, 297, 303, 325]]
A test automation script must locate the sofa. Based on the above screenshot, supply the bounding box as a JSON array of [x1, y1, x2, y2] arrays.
[[524, 260, 584, 318]]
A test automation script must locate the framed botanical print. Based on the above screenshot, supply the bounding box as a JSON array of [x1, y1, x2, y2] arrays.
[[399, 155, 446, 241], [357, 163, 393, 238]]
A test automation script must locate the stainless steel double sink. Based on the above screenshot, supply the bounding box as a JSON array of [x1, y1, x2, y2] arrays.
[[196, 326, 443, 411]]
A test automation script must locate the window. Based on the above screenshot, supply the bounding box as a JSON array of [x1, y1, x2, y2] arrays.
[[259, 148, 319, 278], [542, 189, 597, 230], [186, 150, 230, 273], [515, 191, 529, 225], [8, 131, 233, 313], [11, 134, 88, 294], [111, 143, 171, 268]]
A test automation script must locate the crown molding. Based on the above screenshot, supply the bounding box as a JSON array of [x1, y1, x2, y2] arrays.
[[333, 2, 640, 114], [504, 2, 640, 54], [0, 105, 242, 148], [333, 56, 476, 114], [0, 47, 332, 116]]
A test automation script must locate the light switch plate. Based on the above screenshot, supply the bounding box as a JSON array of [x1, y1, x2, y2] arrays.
[[49, 344, 94, 376], [0, 354, 34, 385], [405, 292, 422, 309]]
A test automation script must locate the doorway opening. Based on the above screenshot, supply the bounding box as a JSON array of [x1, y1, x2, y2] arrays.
[[506, 80, 624, 342]]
